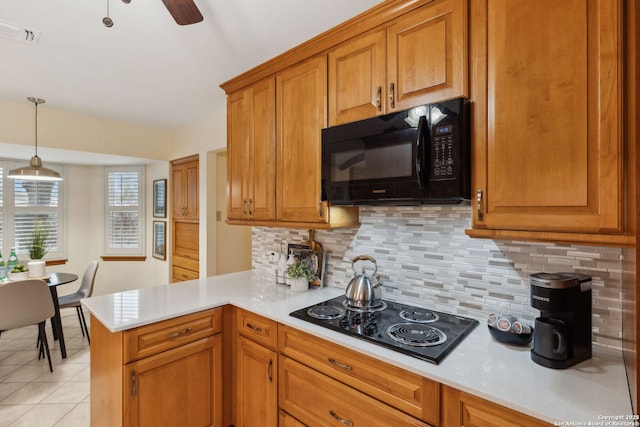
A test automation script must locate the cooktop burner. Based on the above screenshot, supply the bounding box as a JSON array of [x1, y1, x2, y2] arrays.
[[307, 305, 345, 320], [387, 323, 447, 346], [342, 300, 387, 313], [399, 309, 439, 323], [290, 295, 478, 364]]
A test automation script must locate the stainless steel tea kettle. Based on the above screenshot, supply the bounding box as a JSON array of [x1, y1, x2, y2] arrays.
[[345, 255, 382, 308]]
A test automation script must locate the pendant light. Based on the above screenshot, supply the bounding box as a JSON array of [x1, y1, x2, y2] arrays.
[[8, 97, 62, 181]]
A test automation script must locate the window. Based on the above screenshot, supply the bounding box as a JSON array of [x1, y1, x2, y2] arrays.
[[105, 166, 145, 256], [0, 160, 65, 260]]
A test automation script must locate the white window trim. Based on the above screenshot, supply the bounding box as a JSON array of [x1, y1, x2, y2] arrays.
[[0, 159, 66, 261], [104, 165, 146, 256]]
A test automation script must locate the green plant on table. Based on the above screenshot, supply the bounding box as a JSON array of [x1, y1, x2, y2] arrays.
[[29, 222, 50, 260]]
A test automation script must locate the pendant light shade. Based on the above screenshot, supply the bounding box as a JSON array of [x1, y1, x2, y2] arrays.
[[8, 97, 62, 181]]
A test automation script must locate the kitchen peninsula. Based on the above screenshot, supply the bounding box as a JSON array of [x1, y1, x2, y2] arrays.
[[82, 270, 632, 426]]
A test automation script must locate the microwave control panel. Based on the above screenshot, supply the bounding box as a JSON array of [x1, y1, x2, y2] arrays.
[[432, 124, 456, 180]]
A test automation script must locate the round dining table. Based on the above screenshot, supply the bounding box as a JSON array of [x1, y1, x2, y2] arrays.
[[46, 272, 78, 359]]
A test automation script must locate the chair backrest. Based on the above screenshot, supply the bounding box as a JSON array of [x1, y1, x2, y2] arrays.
[[0, 279, 55, 330], [78, 260, 99, 299]]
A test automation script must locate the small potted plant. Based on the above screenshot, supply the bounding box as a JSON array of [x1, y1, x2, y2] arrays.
[[27, 222, 49, 278], [286, 260, 314, 292]]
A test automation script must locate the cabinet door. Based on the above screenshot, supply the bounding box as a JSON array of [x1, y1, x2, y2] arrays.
[[227, 89, 250, 221], [227, 79, 276, 222], [328, 29, 386, 126], [442, 386, 552, 427], [276, 56, 327, 223], [387, 0, 466, 111], [236, 336, 278, 427], [124, 335, 222, 427], [183, 160, 199, 220], [468, 0, 623, 241], [171, 163, 186, 218], [171, 156, 199, 220], [248, 78, 276, 221]]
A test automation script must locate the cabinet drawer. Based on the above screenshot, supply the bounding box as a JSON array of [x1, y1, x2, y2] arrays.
[[279, 325, 438, 425], [172, 254, 199, 272], [280, 356, 431, 427], [124, 308, 222, 363], [172, 265, 198, 282], [236, 308, 278, 350], [279, 410, 307, 427]]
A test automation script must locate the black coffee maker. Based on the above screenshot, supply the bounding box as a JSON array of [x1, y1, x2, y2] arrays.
[[530, 272, 592, 369]]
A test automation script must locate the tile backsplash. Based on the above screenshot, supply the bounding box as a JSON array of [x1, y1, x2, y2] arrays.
[[252, 205, 623, 349]]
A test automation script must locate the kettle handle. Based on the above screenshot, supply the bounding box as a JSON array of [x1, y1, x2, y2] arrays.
[[351, 255, 377, 276]]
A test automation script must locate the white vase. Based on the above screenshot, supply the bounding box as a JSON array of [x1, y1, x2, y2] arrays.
[[28, 260, 46, 278], [290, 276, 309, 292]]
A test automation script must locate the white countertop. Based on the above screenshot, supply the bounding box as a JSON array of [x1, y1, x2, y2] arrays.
[[82, 270, 634, 424]]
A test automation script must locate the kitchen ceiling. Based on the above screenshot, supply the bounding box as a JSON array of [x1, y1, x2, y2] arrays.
[[0, 0, 383, 129]]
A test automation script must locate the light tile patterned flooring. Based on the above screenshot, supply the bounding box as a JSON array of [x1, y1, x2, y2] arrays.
[[0, 310, 90, 426]]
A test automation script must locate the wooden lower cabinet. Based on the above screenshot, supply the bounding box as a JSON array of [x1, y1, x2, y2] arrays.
[[90, 308, 223, 427], [278, 325, 439, 425], [234, 308, 279, 427], [279, 356, 431, 427], [441, 386, 552, 427], [235, 336, 278, 427]]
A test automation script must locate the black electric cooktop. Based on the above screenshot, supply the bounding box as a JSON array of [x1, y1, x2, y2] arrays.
[[289, 295, 478, 365]]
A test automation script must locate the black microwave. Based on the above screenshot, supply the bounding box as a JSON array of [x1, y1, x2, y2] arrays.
[[321, 97, 471, 205]]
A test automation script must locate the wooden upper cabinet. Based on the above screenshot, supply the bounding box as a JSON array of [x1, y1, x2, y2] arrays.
[[171, 155, 199, 221], [467, 0, 627, 245], [328, 0, 467, 126], [227, 78, 276, 222], [276, 56, 328, 224]]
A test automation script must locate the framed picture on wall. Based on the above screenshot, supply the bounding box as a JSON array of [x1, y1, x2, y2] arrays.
[[153, 179, 167, 218], [153, 221, 166, 260]]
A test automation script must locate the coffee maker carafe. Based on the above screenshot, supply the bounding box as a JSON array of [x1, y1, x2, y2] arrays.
[[530, 272, 592, 369]]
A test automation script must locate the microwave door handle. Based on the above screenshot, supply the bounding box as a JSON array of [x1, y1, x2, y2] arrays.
[[416, 115, 428, 189]]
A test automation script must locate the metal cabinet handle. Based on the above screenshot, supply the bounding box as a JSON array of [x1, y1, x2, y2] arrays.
[[376, 86, 382, 111], [168, 327, 192, 338], [329, 410, 353, 426], [328, 358, 352, 370], [246, 323, 262, 332], [476, 189, 484, 221], [389, 82, 395, 109], [248, 198, 253, 216], [268, 359, 273, 383], [242, 199, 247, 215], [131, 371, 136, 396], [318, 201, 324, 218]]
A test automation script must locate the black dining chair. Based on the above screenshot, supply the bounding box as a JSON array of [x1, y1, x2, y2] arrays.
[[0, 279, 56, 372], [58, 260, 99, 343]]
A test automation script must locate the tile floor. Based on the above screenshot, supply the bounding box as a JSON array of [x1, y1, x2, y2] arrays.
[[0, 310, 90, 427]]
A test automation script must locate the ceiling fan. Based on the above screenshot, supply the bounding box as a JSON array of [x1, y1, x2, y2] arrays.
[[103, 0, 203, 27], [161, 0, 203, 25]]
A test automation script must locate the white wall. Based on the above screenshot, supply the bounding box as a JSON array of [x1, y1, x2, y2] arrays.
[[1, 99, 234, 295]]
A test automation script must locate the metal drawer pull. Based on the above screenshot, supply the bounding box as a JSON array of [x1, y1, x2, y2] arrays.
[[131, 371, 136, 396], [167, 327, 192, 338], [329, 410, 353, 426], [268, 359, 273, 383], [328, 358, 352, 370], [246, 323, 262, 332]]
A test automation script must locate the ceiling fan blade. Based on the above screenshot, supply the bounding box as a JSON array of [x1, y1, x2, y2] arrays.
[[161, 0, 203, 25]]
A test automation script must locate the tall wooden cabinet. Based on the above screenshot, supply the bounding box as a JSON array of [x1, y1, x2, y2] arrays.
[[171, 155, 199, 282], [328, 0, 467, 125], [227, 78, 276, 222], [466, 0, 628, 245]]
